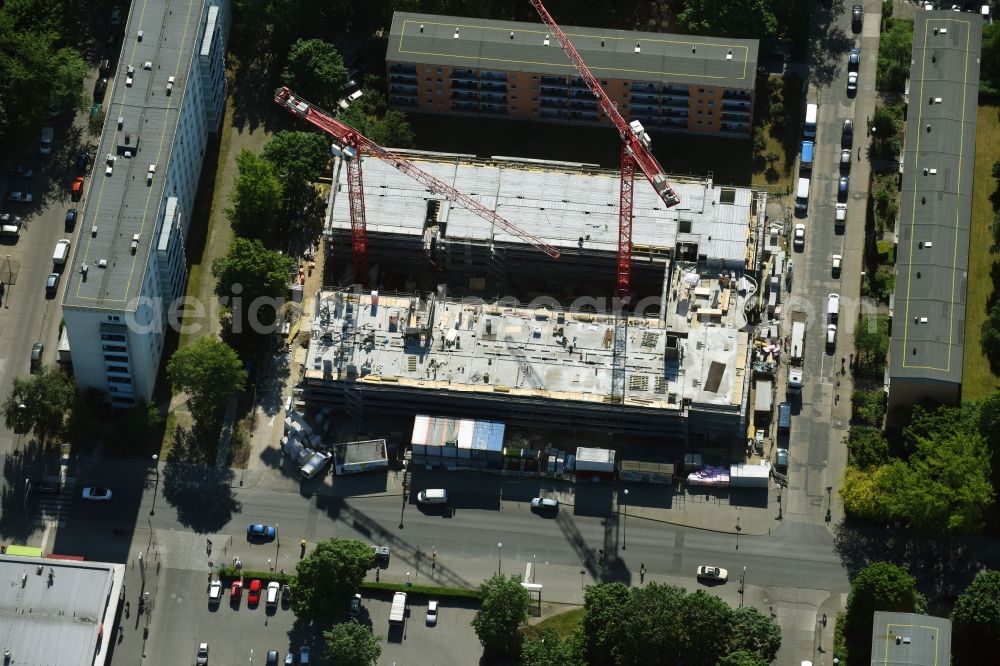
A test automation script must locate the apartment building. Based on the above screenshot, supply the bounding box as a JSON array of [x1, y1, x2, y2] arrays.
[[387, 12, 758, 136], [61, 0, 230, 408]]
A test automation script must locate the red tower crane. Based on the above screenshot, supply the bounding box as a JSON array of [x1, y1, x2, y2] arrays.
[[273, 86, 560, 282], [529, 0, 681, 300]]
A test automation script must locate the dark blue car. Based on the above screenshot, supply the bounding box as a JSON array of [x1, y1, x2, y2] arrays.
[[247, 524, 276, 541], [76, 150, 89, 174]]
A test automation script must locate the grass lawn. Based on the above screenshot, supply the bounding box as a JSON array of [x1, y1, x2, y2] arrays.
[[962, 103, 1000, 400], [521, 607, 586, 640]]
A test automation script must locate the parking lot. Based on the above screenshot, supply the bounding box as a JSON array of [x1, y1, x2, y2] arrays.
[[362, 594, 482, 666]]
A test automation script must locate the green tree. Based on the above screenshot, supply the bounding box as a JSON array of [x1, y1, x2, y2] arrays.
[[716, 650, 767, 666], [122, 399, 164, 445], [851, 389, 886, 428], [581, 582, 633, 664], [282, 38, 348, 110], [322, 620, 382, 666], [166, 338, 246, 432], [854, 316, 890, 377], [877, 19, 915, 94], [290, 538, 374, 621], [679, 591, 736, 666], [977, 390, 1000, 491], [983, 302, 1000, 371], [980, 22, 1000, 95], [212, 237, 295, 333], [521, 628, 587, 666], [470, 574, 530, 657], [614, 583, 687, 663], [952, 570, 1000, 664], [844, 562, 926, 664], [2, 367, 74, 445], [226, 150, 284, 241], [677, 0, 778, 40], [841, 464, 893, 522], [990, 210, 1000, 252], [846, 426, 890, 469], [729, 607, 781, 663], [871, 104, 903, 158], [262, 130, 330, 214], [338, 89, 415, 149]]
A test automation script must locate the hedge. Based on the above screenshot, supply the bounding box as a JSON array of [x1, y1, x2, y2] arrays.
[[216, 566, 294, 586], [360, 581, 481, 601]]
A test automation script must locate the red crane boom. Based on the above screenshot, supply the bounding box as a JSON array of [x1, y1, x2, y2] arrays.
[[529, 0, 681, 210], [274, 86, 560, 281]]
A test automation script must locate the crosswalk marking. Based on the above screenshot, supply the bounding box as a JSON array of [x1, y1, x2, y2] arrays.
[[33, 475, 76, 529]]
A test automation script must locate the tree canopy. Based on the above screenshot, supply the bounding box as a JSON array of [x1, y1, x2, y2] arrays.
[[262, 130, 330, 215], [211, 237, 295, 333], [877, 19, 915, 94], [290, 538, 374, 621], [166, 338, 246, 432], [521, 628, 586, 666], [338, 87, 415, 149], [2, 367, 74, 445], [716, 650, 768, 666], [980, 21, 1000, 95], [843, 562, 926, 664], [282, 38, 348, 110], [471, 574, 530, 657], [846, 426, 890, 469], [226, 150, 284, 241], [677, 0, 778, 40], [952, 570, 1000, 664], [322, 620, 382, 666]]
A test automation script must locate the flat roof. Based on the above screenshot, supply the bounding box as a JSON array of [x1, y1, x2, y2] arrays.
[[305, 285, 747, 410], [0, 555, 123, 666], [388, 12, 759, 90], [63, 0, 207, 310], [870, 611, 952, 665], [889, 11, 981, 384], [334, 439, 388, 464], [329, 150, 754, 265]]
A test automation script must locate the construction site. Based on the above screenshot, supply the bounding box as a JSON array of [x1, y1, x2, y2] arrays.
[[276, 1, 768, 449]]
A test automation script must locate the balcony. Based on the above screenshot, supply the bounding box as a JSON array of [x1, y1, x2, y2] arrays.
[[389, 84, 418, 96], [481, 104, 508, 115], [631, 82, 659, 93], [540, 86, 568, 98], [571, 77, 590, 89], [719, 122, 751, 134], [541, 76, 567, 85], [480, 92, 507, 103], [662, 109, 689, 119], [540, 108, 569, 120], [570, 99, 598, 110], [480, 71, 507, 81], [540, 97, 569, 108], [451, 79, 479, 90], [390, 74, 418, 84], [663, 118, 688, 128], [390, 96, 418, 107], [480, 80, 508, 93], [389, 63, 417, 74], [570, 110, 598, 122], [663, 85, 690, 96], [451, 90, 478, 101], [451, 68, 477, 79], [721, 112, 750, 122], [721, 99, 751, 111], [452, 101, 478, 112], [662, 96, 690, 108], [631, 93, 659, 105], [630, 103, 659, 115], [723, 89, 752, 100]]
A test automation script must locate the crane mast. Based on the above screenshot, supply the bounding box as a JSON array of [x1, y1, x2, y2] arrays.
[[273, 86, 560, 283]]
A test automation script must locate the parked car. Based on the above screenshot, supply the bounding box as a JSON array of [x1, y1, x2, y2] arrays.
[[840, 149, 852, 171], [848, 48, 860, 71], [299, 646, 311, 664], [45, 272, 60, 297], [82, 487, 112, 501], [40, 127, 54, 155], [826, 324, 838, 348], [7, 192, 33, 203], [852, 4, 864, 31], [196, 643, 209, 666], [30, 343, 43, 373], [832, 254, 842, 277], [0, 213, 22, 227], [696, 565, 728, 582], [847, 71, 858, 95], [8, 165, 33, 178], [530, 497, 559, 511], [71, 177, 85, 202], [110, 5, 123, 24], [265, 651, 278, 666], [338, 89, 363, 111], [230, 580, 243, 605], [350, 593, 362, 616], [266, 581, 281, 607], [426, 600, 439, 626], [247, 524, 277, 541], [838, 176, 850, 202], [65, 208, 77, 230], [793, 224, 806, 251], [247, 579, 262, 605], [841, 119, 854, 149], [208, 580, 222, 604], [76, 150, 89, 173]]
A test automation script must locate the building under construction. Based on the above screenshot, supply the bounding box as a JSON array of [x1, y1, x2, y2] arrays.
[[300, 263, 751, 444], [324, 150, 765, 295]]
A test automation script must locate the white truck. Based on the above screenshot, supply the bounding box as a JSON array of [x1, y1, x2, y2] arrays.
[[790, 311, 806, 366], [389, 591, 407, 624], [835, 203, 847, 229], [787, 368, 803, 394]]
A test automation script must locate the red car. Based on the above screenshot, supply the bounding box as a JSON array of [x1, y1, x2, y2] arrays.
[[70, 176, 84, 202], [247, 579, 262, 605], [230, 580, 243, 606]]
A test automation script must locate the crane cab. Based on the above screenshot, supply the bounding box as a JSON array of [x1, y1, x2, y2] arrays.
[[629, 120, 652, 150]]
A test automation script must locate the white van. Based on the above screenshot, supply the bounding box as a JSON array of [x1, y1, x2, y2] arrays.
[[795, 177, 810, 215], [53, 239, 71, 266], [39, 126, 54, 155], [416, 488, 448, 504], [827, 293, 840, 321], [300, 450, 332, 479], [0, 225, 19, 238], [266, 581, 280, 607], [803, 103, 818, 138]]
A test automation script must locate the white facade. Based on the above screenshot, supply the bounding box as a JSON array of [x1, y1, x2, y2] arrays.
[[61, 0, 230, 408]]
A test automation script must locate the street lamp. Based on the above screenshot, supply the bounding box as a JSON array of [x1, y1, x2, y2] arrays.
[[497, 542, 503, 574], [735, 515, 742, 550], [150, 454, 159, 516], [622, 489, 629, 550], [739, 566, 746, 608], [580, 569, 586, 590]]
